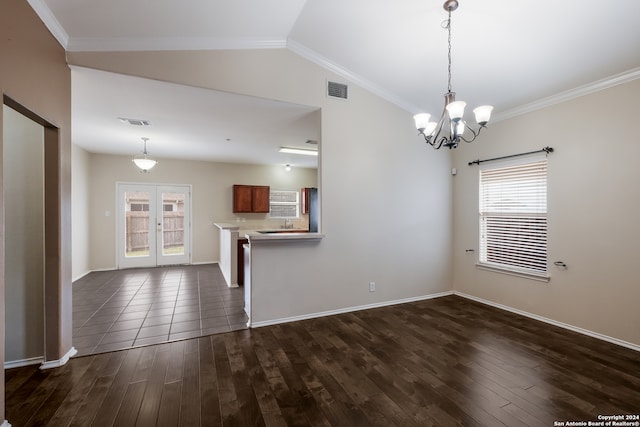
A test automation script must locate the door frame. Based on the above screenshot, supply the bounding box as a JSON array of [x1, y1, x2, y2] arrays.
[[3, 95, 71, 367], [116, 182, 192, 269]]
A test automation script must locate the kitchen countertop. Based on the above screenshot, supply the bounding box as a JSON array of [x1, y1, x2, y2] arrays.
[[214, 223, 240, 230], [244, 230, 324, 242], [215, 222, 323, 241]]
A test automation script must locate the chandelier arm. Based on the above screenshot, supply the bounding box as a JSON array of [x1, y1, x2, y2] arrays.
[[423, 111, 448, 149], [459, 121, 479, 143], [432, 114, 447, 142], [436, 136, 450, 150], [420, 133, 433, 147]]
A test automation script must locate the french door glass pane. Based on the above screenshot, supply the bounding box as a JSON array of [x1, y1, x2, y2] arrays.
[[161, 192, 185, 256], [125, 190, 150, 257]]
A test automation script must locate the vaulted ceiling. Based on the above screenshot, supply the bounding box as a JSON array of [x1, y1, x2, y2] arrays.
[[29, 0, 640, 166]]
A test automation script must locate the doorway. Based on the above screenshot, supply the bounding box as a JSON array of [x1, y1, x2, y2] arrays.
[[3, 104, 45, 366], [117, 183, 191, 269]]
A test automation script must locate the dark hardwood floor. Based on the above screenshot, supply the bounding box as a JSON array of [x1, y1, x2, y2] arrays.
[[6, 296, 640, 426]]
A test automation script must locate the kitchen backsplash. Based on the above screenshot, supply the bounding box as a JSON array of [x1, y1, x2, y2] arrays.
[[227, 214, 309, 231]]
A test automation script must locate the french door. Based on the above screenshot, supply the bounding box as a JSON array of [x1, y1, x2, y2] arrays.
[[117, 183, 191, 268]]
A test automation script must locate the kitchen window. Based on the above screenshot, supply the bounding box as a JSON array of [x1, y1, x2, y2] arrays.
[[269, 190, 299, 219], [478, 156, 549, 281]]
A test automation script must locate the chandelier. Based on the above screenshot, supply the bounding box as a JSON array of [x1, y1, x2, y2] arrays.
[[413, 0, 493, 149], [132, 137, 157, 172]]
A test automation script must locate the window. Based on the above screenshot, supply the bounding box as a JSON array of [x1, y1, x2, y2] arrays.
[[269, 190, 299, 219], [130, 203, 149, 212], [479, 157, 548, 280]]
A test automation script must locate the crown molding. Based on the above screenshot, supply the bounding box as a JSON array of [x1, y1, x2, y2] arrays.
[[67, 37, 287, 52], [25, 0, 640, 122], [26, 0, 69, 48], [286, 39, 420, 113], [493, 66, 640, 123]]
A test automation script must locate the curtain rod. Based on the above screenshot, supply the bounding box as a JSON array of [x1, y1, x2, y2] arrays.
[[468, 146, 554, 166]]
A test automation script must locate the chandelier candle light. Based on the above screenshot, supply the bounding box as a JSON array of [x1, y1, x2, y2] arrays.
[[132, 137, 158, 172], [414, 0, 493, 149]]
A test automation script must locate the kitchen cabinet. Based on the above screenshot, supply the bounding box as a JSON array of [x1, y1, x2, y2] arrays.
[[301, 187, 310, 214], [301, 187, 318, 216], [233, 185, 270, 213], [237, 237, 248, 285]]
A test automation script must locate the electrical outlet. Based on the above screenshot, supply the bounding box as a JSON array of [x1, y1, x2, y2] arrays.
[[369, 282, 376, 292]]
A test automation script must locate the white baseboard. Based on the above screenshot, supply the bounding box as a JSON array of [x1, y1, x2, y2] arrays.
[[454, 291, 640, 353], [73, 262, 220, 281], [4, 356, 44, 370], [191, 261, 218, 266], [72, 270, 91, 282], [2, 420, 12, 427], [251, 291, 454, 328], [72, 268, 113, 282], [39, 347, 78, 370]]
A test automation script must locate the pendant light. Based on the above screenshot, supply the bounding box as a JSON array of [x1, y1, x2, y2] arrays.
[[132, 137, 157, 172]]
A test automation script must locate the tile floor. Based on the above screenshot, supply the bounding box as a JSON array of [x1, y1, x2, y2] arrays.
[[72, 264, 247, 356]]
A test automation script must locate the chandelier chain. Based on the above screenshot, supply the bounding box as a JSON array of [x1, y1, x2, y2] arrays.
[[447, 9, 452, 93]]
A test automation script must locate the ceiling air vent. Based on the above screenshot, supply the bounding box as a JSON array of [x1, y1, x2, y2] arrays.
[[118, 117, 151, 126], [327, 81, 348, 99]]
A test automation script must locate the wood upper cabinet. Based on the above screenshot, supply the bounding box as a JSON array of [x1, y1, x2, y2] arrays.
[[233, 185, 252, 212], [301, 187, 310, 214], [251, 186, 270, 213], [233, 185, 270, 213]]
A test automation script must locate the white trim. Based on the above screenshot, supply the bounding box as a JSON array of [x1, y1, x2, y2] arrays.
[[67, 37, 286, 52], [39, 347, 77, 370], [73, 263, 219, 282], [72, 271, 90, 282], [191, 261, 218, 266], [2, 420, 12, 427], [72, 267, 117, 282], [25, 0, 69, 48], [454, 292, 640, 353], [4, 356, 44, 369], [286, 39, 420, 114], [494, 66, 640, 123], [250, 291, 454, 328], [475, 263, 550, 283]]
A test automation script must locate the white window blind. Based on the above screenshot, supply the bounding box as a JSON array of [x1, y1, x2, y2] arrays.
[[269, 190, 299, 219], [479, 158, 548, 278]]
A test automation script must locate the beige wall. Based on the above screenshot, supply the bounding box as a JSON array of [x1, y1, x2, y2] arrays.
[[1, 0, 72, 421], [452, 78, 640, 347], [72, 144, 91, 279], [82, 152, 318, 272], [68, 49, 454, 323], [3, 105, 45, 363]]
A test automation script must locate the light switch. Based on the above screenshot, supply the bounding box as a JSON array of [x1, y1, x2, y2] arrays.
[[105, 210, 111, 217]]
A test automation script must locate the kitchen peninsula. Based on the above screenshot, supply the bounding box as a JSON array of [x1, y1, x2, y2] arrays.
[[214, 222, 322, 288]]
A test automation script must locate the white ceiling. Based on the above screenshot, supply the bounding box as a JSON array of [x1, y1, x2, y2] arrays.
[[72, 67, 320, 168], [30, 0, 640, 165]]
